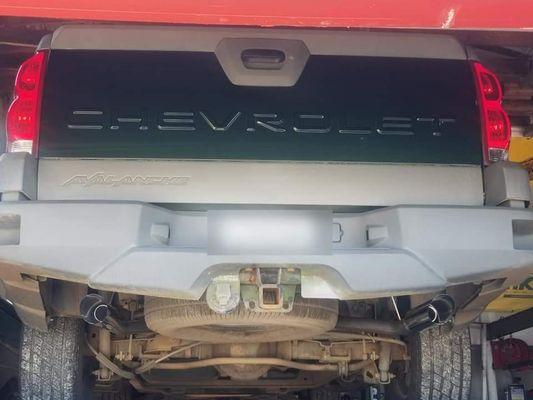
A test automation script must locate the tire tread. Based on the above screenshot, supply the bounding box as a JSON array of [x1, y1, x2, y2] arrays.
[[417, 326, 471, 400], [20, 318, 83, 400]]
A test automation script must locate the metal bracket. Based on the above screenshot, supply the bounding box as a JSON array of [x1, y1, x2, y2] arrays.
[[241, 267, 300, 313]]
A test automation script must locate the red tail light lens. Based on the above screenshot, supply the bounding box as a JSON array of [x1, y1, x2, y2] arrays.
[[472, 62, 510, 164], [6, 51, 47, 155]]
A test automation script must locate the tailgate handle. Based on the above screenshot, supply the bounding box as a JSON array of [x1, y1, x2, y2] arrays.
[[215, 38, 309, 87], [241, 49, 286, 70]]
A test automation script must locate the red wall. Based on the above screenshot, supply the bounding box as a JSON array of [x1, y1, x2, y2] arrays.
[[1, 0, 532, 30]]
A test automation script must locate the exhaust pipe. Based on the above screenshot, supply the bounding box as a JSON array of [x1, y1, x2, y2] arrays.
[[80, 293, 111, 325], [335, 317, 409, 336], [402, 294, 455, 333], [334, 294, 455, 336], [80, 293, 149, 335]]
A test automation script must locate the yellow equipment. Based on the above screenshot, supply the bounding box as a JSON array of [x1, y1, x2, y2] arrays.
[[487, 136, 532, 312]]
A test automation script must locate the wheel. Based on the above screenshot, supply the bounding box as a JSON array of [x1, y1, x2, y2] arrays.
[[19, 317, 90, 400], [388, 325, 471, 400], [144, 295, 338, 343]]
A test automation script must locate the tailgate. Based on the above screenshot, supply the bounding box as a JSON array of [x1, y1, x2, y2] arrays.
[[36, 26, 484, 206], [39, 26, 481, 164]]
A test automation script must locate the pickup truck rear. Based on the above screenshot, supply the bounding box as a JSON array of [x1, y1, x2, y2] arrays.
[[0, 25, 532, 400]]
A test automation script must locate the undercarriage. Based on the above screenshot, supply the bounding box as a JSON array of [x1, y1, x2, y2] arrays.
[[100, 333, 405, 395], [78, 267, 458, 398]]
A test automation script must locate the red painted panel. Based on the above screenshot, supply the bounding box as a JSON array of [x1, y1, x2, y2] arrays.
[[0, 0, 532, 30]]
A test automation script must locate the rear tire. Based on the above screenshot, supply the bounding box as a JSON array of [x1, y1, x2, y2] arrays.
[[20, 317, 89, 400], [388, 325, 471, 400]]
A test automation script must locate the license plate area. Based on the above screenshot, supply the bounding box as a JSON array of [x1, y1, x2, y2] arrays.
[[207, 210, 332, 255]]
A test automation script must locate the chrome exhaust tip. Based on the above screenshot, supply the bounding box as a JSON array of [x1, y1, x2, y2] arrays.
[[403, 294, 455, 333]]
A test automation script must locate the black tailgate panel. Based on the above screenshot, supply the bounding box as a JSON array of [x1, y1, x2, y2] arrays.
[[39, 51, 482, 164]]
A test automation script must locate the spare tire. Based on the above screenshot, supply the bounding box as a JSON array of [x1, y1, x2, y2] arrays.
[[144, 295, 338, 343]]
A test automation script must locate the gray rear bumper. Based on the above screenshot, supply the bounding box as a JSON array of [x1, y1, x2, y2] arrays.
[[0, 201, 531, 301]]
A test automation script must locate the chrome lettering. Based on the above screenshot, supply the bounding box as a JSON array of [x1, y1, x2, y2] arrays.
[[199, 111, 241, 132], [293, 114, 331, 134], [247, 113, 286, 133], [377, 117, 414, 136], [62, 173, 190, 187], [66, 109, 455, 136], [158, 111, 196, 131]]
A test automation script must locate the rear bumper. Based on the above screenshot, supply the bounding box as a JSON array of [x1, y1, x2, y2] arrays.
[[0, 201, 531, 301]]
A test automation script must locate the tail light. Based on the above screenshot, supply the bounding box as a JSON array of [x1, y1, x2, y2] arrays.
[[472, 62, 511, 164], [5, 51, 47, 155]]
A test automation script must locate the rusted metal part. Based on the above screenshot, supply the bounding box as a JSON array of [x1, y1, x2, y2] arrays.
[[85, 338, 135, 379], [109, 334, 408, 388], [1, 1, 533, 30], [112, 335, 407, 367], [335, 317, 409, 336], [136, 370, 336, 392], [152, 357, 374, 373], [378, 342, 393, 384], [217, 363, 271, 381], [215, 343, 271, 380], [98, 328, 112, 380], [135, 342, 201, 374]]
